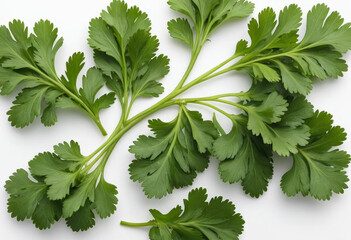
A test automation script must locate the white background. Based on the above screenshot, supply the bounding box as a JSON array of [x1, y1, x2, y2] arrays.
[[1, 0, 350, 239]]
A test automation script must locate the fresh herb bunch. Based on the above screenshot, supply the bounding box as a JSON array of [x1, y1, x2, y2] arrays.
[[0, 21, 115, 135], [2, 0, 351, 237]]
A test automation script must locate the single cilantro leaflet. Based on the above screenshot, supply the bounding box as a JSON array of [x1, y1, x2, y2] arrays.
[[0, 20, 114, 135], [121, 188, 244, 240]]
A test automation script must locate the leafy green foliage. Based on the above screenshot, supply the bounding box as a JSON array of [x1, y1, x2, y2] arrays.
[[235, 4, 351, 95], [5, 141, 118, 231], [168, 0, 254, 51], [5, 169, 62, 230], [129, 106, 218, 198], [89, 0, 169, 103], [122, 188, 244, 240], [3, 0, 351, 235], [244, 93, 312, 156], [0, 20, 113, 134], [214, 116, 273, 197], [281, 111, 350, 200]]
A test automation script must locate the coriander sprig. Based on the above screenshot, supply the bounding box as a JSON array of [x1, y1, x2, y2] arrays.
[[0, 20, 114, 135]]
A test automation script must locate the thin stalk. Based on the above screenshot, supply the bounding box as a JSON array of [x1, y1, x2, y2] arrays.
[[179, 54, 238, 93], [120, 220, 156, 227], [192, 102, 233, 119]]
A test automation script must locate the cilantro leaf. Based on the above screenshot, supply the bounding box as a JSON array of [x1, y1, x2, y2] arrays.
[[0, 20, 112, 134], [168, 0, 254, 51], [168, 18, 194, 47], [89, 1, 169, 103], [31, 20, 63, 79], [7, 86, 49, 127], [235, 4, 351, 95], [121, 188, 244, 240], [129, 106, 218, 198], [8, 139, 118, 231], [65, 201, 95, 232], [281, 111, 350, 200], [245, 93, 311, 156], [5, 169, 62, 229], [214, 116, 273, 197]]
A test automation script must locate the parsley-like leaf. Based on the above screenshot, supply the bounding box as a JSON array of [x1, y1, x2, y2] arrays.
[[234, 4, 351, 95], [5, 169, 62, 230], [129, 106, 218, 198], [89, 0, 169, 103], [281, 111, 350, 200], [121, 188, 244, 240], [214, 116, 273, 197], [168, 0, 254, 51], [0, 20, 113, 134]]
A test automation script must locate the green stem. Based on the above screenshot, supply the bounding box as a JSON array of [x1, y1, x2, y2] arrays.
[[83, 50, 244, 174], [179, 54, 237, 93], [120, 220, 156, 228], [191, 101, 233, 119]]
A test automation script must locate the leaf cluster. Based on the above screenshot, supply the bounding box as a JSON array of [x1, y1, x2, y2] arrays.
[[234, 4, 351, 96], [5, 141, 118, 231], [89, 0, 170, 104], [0, 20, 114, 133], [130, 3, 351, 200]]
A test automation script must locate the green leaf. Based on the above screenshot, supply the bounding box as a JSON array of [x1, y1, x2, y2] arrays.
[[79, 68, 106, 105], [127, 188, 245, 240], [31, 20, 63, 78], [245, 92, 311, 156], [94, 178, 118, 219], [213, 0, 255, 24], [54, 140, 85, 162], [0, 23, 33, 69], [129, 107, 218, 198], [236, 4, 351, 95], [5, 169, 47, 221], [55, 96, 80, 109], [167, 0, 196, 23], [252, 63, 280, 82], [279, 96, 314, 128], [0, 20, 111, 132], [132, 54, 169, 98], [62, 174, 96, 218], [0, 67, 28, 95], [301, 4, 351, 53], [45, 170, 78, 200], [88, 17, 122, 65], [92, 92, 116, 114], [281, 111, 350, 200], [215, 117, 273, 197], [61, 52, 85, 93], [7, 86, 49, 128], [5, 169, 62, 229], [274, 61, 312, 95], [100, 0, 151, 49], [213, 121, 243, 161], [29, 152, 69, 177], [168, 18, 193, 47], [65, 201, 95, 232], [127, 30, 159, 72], [32, 196, 62, 230]]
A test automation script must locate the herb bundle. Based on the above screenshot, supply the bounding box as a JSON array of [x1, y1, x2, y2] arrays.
[[1, 0, 350, 238]]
